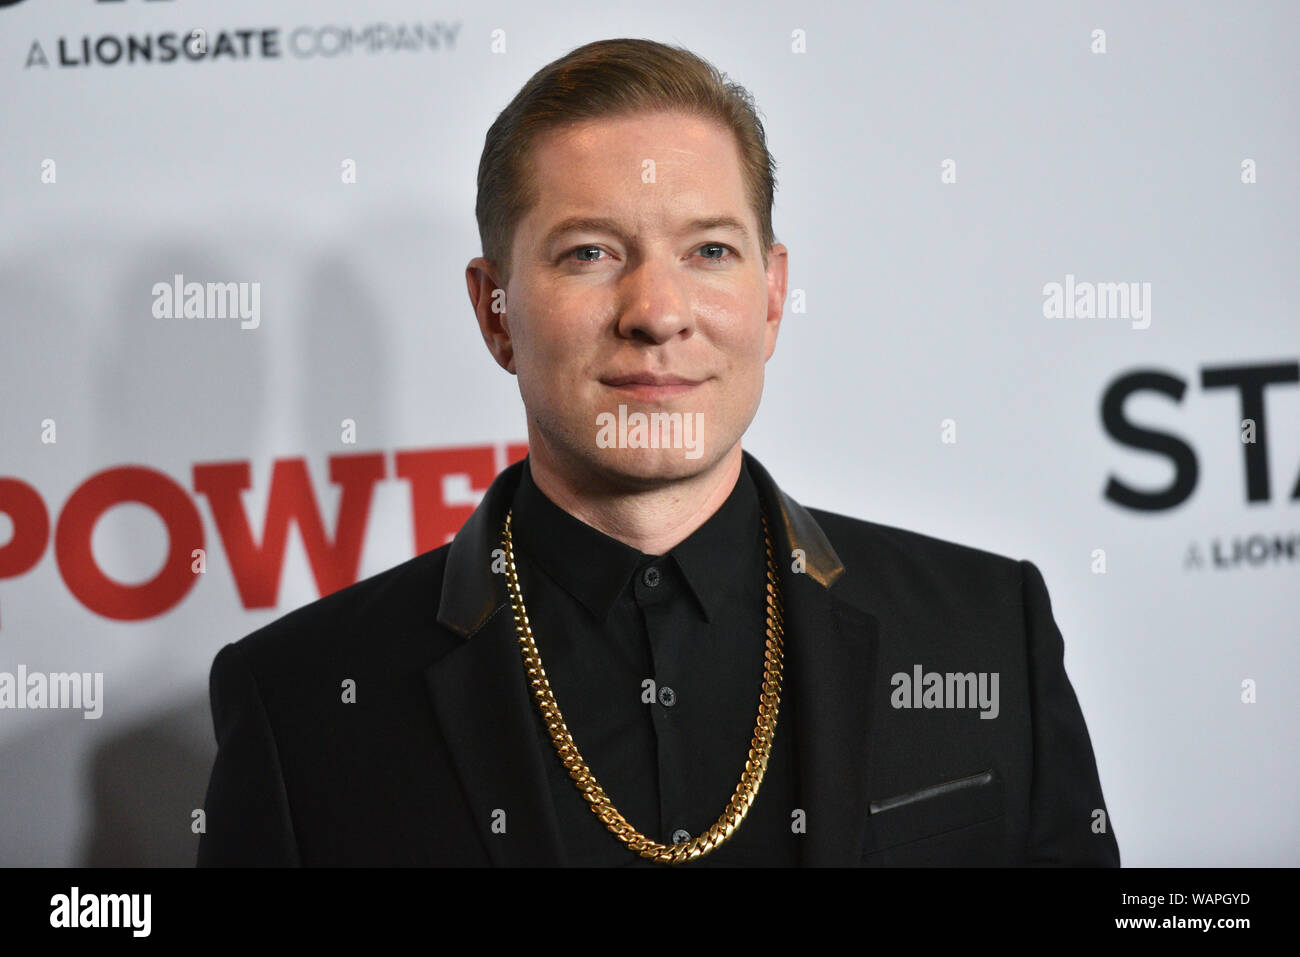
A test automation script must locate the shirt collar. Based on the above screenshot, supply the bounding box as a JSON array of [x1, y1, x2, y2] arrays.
[[509, 456, 762, 625]]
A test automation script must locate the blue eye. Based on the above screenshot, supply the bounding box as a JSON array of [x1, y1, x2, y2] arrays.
[[571, 246, 606, 263], [565, 243, 736, 265]]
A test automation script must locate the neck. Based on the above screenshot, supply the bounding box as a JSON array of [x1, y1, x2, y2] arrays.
[[525, 440, 745, 556]]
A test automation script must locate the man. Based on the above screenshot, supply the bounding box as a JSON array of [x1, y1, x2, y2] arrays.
[[197, 38, 1119, 867]]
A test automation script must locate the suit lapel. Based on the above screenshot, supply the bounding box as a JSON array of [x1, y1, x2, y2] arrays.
[[781, 571, 880, 865], [425, 606, 567, 867], [744, 452, 881, 867], [426, 456, 566, 867]]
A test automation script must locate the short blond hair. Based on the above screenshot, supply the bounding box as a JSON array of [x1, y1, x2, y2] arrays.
[[474, 38, 779, 286]]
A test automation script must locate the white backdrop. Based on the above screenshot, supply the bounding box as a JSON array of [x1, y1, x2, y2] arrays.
[[1, 0, 1296, 866]]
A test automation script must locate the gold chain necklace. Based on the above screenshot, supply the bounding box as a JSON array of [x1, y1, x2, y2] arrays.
[[500, 506, 786, 864]]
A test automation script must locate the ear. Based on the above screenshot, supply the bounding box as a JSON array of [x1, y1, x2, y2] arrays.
[[465, 257, 515, 373], [763, 243, 788, 362]]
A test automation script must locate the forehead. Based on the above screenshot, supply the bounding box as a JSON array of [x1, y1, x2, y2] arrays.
[[522, 110, 751, 226]]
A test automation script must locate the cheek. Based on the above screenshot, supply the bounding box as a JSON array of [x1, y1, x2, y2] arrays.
[[699, 291, 765, 354], [515, 299, 597, 385], [722, 313, 772, 369]]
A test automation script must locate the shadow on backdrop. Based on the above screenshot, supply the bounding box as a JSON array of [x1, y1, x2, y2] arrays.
[[80, 694, 214, 866]]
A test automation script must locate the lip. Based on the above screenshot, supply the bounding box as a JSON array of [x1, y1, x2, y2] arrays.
[[601, 373, 703, 400]]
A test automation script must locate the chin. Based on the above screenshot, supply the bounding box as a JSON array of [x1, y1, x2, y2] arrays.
[[589, 447, 716, 487]]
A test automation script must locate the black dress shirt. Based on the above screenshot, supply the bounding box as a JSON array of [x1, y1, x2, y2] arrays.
[[507, 456, 801, 866]]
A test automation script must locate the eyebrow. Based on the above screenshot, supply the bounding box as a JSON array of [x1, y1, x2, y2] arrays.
[[541, 215, 752, 250]]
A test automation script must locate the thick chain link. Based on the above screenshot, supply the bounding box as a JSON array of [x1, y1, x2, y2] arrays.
[[501, 507, 785, 864]]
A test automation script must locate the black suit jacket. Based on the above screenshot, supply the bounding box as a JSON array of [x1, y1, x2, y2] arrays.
[[197, 451, 1120, 866]]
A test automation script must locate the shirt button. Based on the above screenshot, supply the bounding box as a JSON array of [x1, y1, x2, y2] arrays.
[[642, 566, 662, 588], [671, 828, 691, 844], [658, 685, 677, 707]]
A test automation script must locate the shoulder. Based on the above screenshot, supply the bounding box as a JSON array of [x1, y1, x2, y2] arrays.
[[801, 506, 1047, 689], [805, 506, 1027, 615], [215, 545, 454, 683]]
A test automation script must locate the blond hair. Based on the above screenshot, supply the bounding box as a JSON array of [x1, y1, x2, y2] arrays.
[[474, 38, 779, 286]]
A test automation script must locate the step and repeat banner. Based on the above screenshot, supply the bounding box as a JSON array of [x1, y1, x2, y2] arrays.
[[1, 0, 1296, 866]]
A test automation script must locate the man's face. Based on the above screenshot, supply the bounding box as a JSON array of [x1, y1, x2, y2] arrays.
[[470, 109, 787, 490]]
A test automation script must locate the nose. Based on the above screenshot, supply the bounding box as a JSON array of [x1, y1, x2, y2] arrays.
[[615, 254, 694, 345]]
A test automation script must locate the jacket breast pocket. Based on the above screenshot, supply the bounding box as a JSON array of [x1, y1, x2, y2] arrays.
[[861, 768, 1005, 865]]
